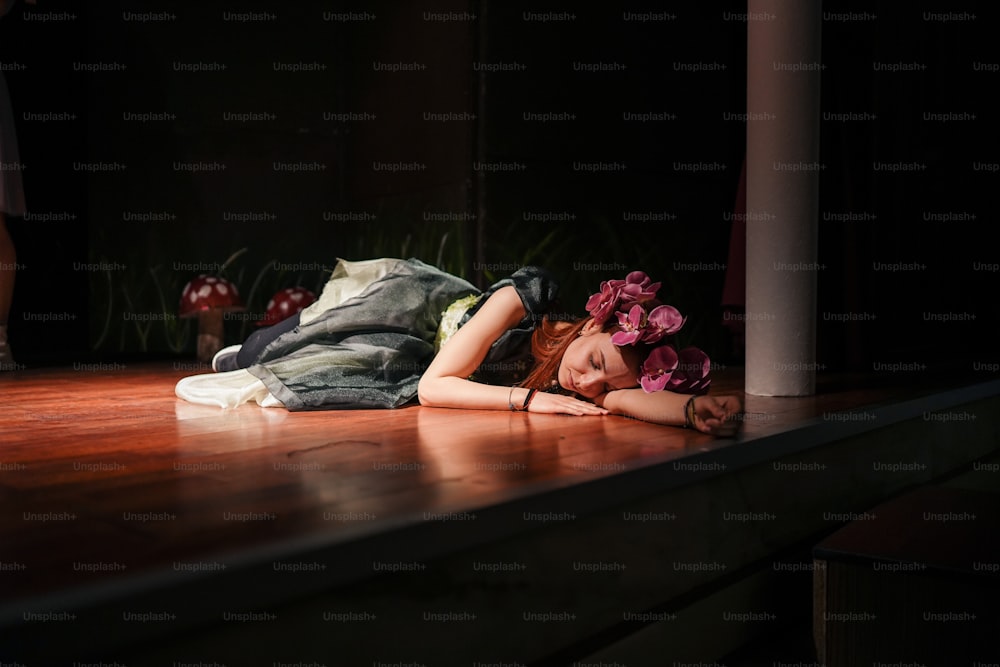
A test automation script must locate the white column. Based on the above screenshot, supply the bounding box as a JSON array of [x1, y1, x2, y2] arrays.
[[745, 0, 822, 396]]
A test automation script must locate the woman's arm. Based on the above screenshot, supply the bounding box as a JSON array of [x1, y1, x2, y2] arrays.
[[419, 285, 742, 426], [595, 389, 743, 435], [418, 286, 607, 415]]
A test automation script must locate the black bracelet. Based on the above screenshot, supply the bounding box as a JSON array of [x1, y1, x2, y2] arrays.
[[509, 386, 537, 412], [522, 388, 537, 410], [683, 395, 697, 428]]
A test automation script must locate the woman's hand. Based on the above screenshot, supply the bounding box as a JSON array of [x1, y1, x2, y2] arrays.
[[526, 391, 609, 416], [690, 394, 743, 437]]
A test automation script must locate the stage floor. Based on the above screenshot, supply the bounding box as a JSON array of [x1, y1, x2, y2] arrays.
[[4, 362, 749, 599], [2, 361, 998, 658]]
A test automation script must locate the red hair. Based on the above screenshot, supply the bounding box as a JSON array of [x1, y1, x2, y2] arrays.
[[521, 316, 589, 390], [522, 315, 648, 391]]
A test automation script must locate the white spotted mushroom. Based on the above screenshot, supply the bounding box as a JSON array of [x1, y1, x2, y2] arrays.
[[258, 287, 316, 327], [179, 275, 245, 362]]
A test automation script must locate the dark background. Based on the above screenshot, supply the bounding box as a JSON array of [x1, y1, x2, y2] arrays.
[[0, 0, 995, 375]]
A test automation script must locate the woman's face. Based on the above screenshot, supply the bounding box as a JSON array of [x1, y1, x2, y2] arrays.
[[557, 329, 640, 398]]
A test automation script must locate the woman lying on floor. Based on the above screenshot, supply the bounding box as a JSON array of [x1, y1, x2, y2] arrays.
[[175, 258, 743, 435]]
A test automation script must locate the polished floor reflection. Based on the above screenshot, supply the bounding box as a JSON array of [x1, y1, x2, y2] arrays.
[[1, 362, 992, 606]]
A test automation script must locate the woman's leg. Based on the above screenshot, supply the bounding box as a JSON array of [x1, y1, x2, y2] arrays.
[[229, 311, 302, 369]]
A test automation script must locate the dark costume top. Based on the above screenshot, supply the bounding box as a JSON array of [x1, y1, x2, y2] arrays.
[[245, 258, 558, 410]]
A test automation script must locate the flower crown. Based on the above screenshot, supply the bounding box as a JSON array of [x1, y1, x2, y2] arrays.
[[585, 271, 711, 394]]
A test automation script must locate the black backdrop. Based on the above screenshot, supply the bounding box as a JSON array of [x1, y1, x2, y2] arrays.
[[1, 0, 995, 378]]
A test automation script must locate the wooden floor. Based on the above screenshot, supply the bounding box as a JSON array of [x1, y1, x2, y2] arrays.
[[3, 363, 737, 599], [1, 361, 998, 661]]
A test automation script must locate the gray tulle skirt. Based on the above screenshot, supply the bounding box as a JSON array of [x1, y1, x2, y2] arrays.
[[243, 258, 557, 410]]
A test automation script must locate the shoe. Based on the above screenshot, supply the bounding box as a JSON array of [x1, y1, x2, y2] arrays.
[[211, 344, 242, 372]]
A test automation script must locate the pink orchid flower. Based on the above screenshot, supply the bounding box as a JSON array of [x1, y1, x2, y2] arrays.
[[619, 271, 661, 305], [585, 279, 625, 326], [665, 347, 712, 393], [640, 305, 685, 344], [611, 304, 647, 346], [639, 344, 679, 393]]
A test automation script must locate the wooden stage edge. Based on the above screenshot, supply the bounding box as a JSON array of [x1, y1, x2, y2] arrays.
[[1, 362, 999, 660]]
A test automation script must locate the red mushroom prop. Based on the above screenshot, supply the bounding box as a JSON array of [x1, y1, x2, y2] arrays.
[[179, 275, 245, 362], [258, 287, 316, 327]]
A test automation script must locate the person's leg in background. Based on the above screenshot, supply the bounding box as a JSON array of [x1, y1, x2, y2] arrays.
[[0, 214, 15, 368], [1, 60, 26, 369]]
